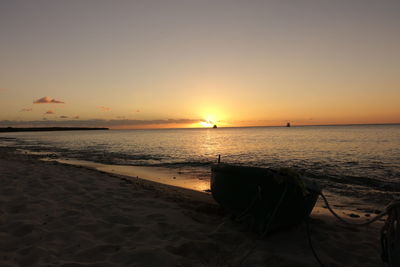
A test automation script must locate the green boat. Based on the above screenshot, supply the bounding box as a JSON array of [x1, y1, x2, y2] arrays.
[[211, 164, 321, 234]]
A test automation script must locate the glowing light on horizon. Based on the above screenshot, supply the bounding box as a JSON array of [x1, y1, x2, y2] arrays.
[[199, 115, 218, 128], [199, 120, 214, 127]]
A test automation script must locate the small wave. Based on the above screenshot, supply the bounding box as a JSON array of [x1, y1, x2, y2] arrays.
[[0, 137, 17, 140], [154, 161, 213, 168], [306, 172, 400, 193]]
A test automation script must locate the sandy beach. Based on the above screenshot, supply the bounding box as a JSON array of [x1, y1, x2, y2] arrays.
[[0, 147, 386, 267]]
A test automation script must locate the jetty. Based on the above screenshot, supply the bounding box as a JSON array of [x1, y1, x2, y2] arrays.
[[0, 127, 109, 133]]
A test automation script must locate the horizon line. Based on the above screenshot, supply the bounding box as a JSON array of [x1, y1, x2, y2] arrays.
[[86, 122, 400, 130], [1, 122, 399, 131]]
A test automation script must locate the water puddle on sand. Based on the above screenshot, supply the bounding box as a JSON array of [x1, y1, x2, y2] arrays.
[[42, 158, 211, 192]]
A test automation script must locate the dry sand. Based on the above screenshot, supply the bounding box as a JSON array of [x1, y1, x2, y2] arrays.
[[0, 147, 385, 266]]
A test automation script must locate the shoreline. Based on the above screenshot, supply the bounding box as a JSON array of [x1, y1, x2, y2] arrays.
[[1, 128, 398, 208], [18, 148, 388, 212], [0, 146, 387, 266], [43, 158, 212, 193], [10, 143, 391, 212]]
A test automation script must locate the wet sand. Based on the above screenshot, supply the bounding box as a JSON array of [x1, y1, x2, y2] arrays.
[[44, 158, 211, 192], [0, 147, 385, 266]]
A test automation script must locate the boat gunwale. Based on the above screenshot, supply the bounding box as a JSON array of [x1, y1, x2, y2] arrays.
[[211, 163, 322, 193]]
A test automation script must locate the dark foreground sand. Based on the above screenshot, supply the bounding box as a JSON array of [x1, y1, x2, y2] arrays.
[[0, 147, 385, 266]]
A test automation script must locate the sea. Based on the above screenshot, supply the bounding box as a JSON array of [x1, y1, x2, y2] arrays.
[[1, 125, 399, 205]]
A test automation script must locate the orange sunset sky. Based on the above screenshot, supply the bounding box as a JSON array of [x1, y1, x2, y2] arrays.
[[0, 1, 399, 129]]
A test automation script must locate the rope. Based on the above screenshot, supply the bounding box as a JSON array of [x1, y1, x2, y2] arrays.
[[320, 192, 387, 226], [210, 216, 230, 235], [381, 200, 400, 266], [305, 217, 324, 267], [235, 187, 261, 222], [209, 189, 261, 266], [213, 179, 400, 267], [234, 183, 289, 267], [317, 193, 400, 267], [260, 183, 289, 238]]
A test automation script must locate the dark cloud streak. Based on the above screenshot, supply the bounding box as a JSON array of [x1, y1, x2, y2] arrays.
[[0, 118, 200, 128]]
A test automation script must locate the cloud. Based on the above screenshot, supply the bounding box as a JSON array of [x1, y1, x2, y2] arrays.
[[72, 116, 80, 119], [136, 109, 140, 113], [20, 108, 33, 112], [34, 96, 65, 104], [0, 118, 201, 128], [59, 115, 68, 119], [44, 110, 55, 115], [98, 106, 111, 111]]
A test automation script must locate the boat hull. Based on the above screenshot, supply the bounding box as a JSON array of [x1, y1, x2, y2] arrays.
[[211, 164, 320, 234]]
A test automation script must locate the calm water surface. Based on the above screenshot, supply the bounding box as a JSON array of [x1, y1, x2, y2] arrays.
[[1, 125, 400, 203]]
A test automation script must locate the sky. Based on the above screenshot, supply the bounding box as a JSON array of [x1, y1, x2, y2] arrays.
[[0, 0, 399, 128]]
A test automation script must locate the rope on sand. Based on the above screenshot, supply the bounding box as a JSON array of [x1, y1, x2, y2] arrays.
[[232, 184, 289, 267], [213, 184, 400, 267], [305, 217, 325, 267], [381, 200, 400, 267], [320, 192, 388, 226], [314, 192, 400, 267]]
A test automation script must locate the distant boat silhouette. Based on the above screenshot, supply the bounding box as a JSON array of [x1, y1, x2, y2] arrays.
[[213, 124, 218, 129], [286, 122, 291, 127]]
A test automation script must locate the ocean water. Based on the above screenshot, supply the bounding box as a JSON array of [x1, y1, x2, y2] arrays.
[[1, 125, 400, 204]]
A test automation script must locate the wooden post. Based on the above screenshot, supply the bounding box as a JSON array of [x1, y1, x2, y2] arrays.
[[218, 154, 221, 163]]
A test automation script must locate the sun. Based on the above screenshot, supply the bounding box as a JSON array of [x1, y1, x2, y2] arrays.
[[200, 120, 214, 127], [199, 115, 217, 128]]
